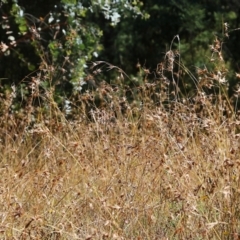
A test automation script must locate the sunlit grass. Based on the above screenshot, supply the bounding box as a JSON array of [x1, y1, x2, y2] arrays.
[[1, 36, 240, 239]]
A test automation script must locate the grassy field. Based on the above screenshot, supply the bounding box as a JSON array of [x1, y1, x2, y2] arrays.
[[1, 41, 240, 239]]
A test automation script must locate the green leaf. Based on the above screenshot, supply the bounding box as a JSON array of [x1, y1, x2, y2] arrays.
[[61, 0, 76, 4]]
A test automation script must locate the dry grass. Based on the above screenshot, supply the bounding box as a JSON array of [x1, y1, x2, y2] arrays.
[[1, 36, 240, 240]]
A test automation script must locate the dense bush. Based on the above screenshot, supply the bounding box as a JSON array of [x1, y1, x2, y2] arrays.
[[1, 0, 240, 119], [0, 0, 146, 114]]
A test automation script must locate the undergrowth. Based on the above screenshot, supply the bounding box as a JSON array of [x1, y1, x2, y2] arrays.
[[0, 32, 240, 240]]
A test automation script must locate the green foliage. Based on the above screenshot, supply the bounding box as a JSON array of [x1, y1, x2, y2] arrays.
[[11, 3, 25, 31], [99, 0, 240, 89], [1, 0, 240, 119], [0, 0, 145, 114]]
